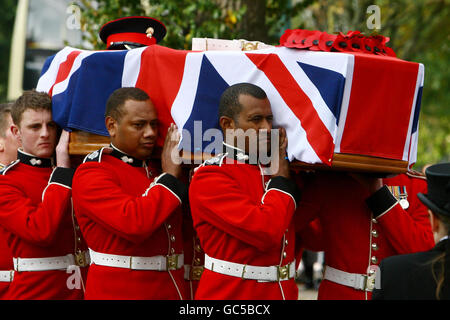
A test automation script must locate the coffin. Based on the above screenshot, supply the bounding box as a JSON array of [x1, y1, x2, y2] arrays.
[[38, 38, 423, 174]]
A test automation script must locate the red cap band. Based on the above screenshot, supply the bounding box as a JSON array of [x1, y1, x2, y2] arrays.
[[106, 32, 156, 48]]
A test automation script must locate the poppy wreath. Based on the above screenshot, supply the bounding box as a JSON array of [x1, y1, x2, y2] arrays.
[[279, 29, 396, 57]]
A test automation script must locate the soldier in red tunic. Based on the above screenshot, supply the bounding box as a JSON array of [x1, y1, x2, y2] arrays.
[[0, 103, 21, 299], [72, 87, 188, 299], [189, 83, 301, 300], [297, 169, 435, 300], [0, 91, 87, 300]]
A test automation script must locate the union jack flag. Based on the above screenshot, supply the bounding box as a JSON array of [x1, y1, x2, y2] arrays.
[[36, 44, 424, 166]]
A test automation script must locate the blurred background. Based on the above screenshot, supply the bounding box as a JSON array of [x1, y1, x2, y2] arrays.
[[0, 0, 448, 169]]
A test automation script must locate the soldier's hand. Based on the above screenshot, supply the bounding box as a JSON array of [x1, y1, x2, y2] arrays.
[[55, 129, 71, 168], [273, 127, 290, 178], [348, 172, 383, 193], [161, 123, 182, 178]]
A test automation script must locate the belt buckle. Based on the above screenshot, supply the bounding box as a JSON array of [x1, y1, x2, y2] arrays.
[[75, 251, 89, 267], [277, 264, 290, 281], [190, 266, 204, 281], [166, 255, 178, 271], [361, 273, 376, 291]]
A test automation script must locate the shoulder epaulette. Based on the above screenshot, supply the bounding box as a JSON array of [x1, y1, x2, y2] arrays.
[[0, 160, 20, 175], [201, 153, 228, 167], [83, 147, 112, 163], [406, 169, 426, 180]]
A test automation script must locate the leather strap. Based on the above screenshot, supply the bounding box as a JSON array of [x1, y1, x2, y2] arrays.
[[204, 254, 295, 282]]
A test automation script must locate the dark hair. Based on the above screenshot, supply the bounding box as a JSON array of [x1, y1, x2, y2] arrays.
[[105, 87, 150, 121], [0, 103, 13, 138], [430, 212, 450, 299], [218, 83, 267, 121], [11, 90, 52, 126]]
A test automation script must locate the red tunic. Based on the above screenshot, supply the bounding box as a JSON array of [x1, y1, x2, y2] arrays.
[[0, 156, 85, 300], [72, 148, 188, 300], [0, 228, 13, 299], [0, 162, 13, 299], [298, 171, 434, 300], [189, 153, 300, 300]]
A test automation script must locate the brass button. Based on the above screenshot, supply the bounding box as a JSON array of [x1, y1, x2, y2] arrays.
[[194, 257, 201, 265], [167, 224, 172, 229], [285, 239, 288, 245], [371, 256, 378, 264], [77, 237, 81, 243], [372, 218, 378, 224], [170, 248, 175, 254], [170, 235, 176, 242], [371, 229, 378, 237], [283, 252, 287, 258], [195, 245, 202, 252], [369, 269, 375, 275], [371, 243, 379, 251]]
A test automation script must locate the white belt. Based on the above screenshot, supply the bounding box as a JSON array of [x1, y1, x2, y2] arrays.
[[13, 254, 77, 272], [324, 265, 376, 292], [0, 270, 14, 282], [204, 254, 295, 282], [89, 248, 184, 271]]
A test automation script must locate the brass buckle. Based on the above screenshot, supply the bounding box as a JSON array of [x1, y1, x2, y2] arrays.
[[364, 273, 376, 291], [166, 255, 179, 271], [190, 266, 204, 281], [75, 251, 89, 267], [277, 264, 290, 281]]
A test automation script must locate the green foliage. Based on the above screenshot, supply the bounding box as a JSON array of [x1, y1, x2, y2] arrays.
[[0, 0, 18, 102], [294, 0, 450, 168], [418, 114, 450, 166], [77, 0, 247, 49]]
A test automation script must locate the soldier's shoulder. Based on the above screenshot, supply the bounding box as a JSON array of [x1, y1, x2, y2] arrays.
[[0, 160, 20, 176], [200, 153, 228, 167], [83, 147, 112, 164], [191, 153, 228, 178]]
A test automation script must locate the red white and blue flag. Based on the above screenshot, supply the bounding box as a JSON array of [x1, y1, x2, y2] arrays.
[[36, 45, 424, 166]]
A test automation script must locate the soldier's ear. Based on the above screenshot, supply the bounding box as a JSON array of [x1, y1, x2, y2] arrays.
[[11, 124, 21, 142], [219, 116, 235, 131], [105, 116, 117, 138]]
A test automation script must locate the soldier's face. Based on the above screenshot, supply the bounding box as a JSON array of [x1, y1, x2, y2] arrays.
[[12, 109, 57, 159], [107, 99, 158, 160], [232, 94, 273, 155], [0, 113, 21, 164]]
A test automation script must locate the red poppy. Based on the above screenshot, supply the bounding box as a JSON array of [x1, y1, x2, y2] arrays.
[[304, 31, 323, 51], [318, 32, 337, 51]]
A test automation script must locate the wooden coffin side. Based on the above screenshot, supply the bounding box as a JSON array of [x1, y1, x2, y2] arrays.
[[69, 131, 408, 173]]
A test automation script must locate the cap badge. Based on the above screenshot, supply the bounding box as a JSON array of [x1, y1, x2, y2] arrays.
[[146, 27, 154, 39]]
